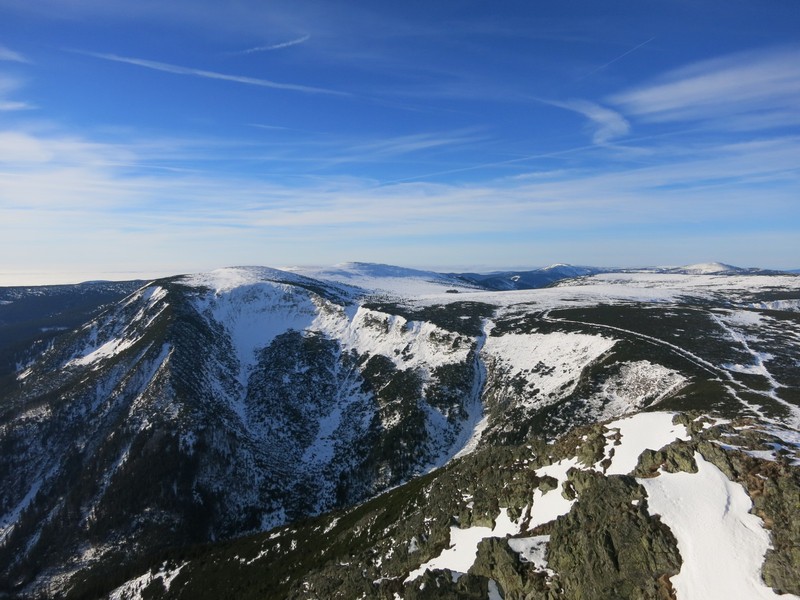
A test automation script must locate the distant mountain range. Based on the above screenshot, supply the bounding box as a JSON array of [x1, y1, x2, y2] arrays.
[[0, 263, 799, 599]]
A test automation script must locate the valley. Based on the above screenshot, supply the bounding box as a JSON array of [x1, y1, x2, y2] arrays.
[[0, 264, 798, 599]]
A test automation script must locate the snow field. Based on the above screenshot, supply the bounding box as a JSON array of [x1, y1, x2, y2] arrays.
[[287, 262, 480, 298], [404, 411, 791, 597], [482, 331, 617, 402], [530, 457, 583, 528], [640, 454, 799, 600], [590, 360, 687, 420], [409, 271, 800, 312], [598, 412, 690, 475], [404, 508, 520, 583], [314, 306, 472, 373]]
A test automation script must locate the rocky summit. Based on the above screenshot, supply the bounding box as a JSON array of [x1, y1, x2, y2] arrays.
[[1, 263, 799, 599]]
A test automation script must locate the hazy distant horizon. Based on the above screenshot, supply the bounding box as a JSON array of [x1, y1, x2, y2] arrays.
[[1, 259, 797, 288]]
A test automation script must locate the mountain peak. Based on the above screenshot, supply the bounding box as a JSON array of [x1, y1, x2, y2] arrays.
[[678, 262, 742, 274]]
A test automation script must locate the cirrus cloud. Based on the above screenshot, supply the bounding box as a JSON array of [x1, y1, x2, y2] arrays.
[[610, 46, 800, 130]]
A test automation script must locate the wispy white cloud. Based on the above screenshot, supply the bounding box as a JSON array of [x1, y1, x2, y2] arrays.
[[73, 50, 350, 97], [0, 75, 35, 111], [0, 44, 29, 63], [539, 99, 630, 145], [610, 46, 800, 129], [2, 124, 796, 232], [328, 130, 486, 164], [235, 34, 310, 54]]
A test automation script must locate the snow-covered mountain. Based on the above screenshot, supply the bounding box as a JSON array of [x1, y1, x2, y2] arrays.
[[452, 264, 603, 291], [1, 263, 799, 599], [286, 262, 482, 297]]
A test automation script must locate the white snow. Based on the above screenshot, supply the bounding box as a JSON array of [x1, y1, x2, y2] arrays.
[[316, 306, 471, 372], [194, 281, 320, 385], [488, 579, 503, 599], [287, 262, 478, 298], [750, 299, 800, 312], [181, 266, 305, 294], [108, 562, 186, 600], [63, 285, 170, 369], [720, 309, 764, 327], [67, 337, 138, 367], [679, 262, 740, 274], [483, 331, 617, 403], [599, 412, 690, 475], [405, 508, 520, 583], [507, 535, 551, 571], [406, 271, 800, 313], [591, 361, 687, 419], [529, 457, 582, 528], [639, 453, 798, 600]]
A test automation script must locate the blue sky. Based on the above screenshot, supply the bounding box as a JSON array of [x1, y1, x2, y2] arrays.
[[0, 0, 798, 283]]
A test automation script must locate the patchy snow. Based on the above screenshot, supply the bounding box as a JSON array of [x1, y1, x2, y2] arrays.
[[600, 412, 690, 476], [720, 309, 764, 327], [63, 285, 169, 369], [529, 457, 582, 528], [592, 361, 687, 418], [405, 508, 520, 583], [66, 336, 138, 367], [190, 278, 321, 387], [317, 306, 472, 372], [639, 453, 797, 600], [723, 360, 774, 376], [483, 331, 616, 403], [406, 271, 800, 312], [108, 562, 186, 600], [488, 579, 503, 600], [0, 475, 47, 544], [453, 415, 489, 460], [756, 426, 800, 466], [508, 535, 551, 572], [749, 299, 800, 312]]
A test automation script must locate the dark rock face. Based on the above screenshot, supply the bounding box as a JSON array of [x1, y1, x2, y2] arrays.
[[546, 471, 680, 600], [0, 277, 487, 597], [3, 266, 800, 599]]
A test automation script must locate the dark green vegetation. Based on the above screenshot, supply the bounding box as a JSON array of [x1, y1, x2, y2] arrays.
[[1, 271, 799, 599], [0, 281, 141, 397], [362, 301, 495, 337], [80, 414, 800, 600], [0, 280, 486, 598]]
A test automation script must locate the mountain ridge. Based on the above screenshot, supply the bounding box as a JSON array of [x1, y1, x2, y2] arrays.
[[1, 263, 799, 598]]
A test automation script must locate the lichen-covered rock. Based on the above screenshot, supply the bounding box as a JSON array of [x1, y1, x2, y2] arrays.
[[547, 471, 680, 600], [633, 441, 697, 478], [470, 538, 523, 598], [404, 570, 486, 599]]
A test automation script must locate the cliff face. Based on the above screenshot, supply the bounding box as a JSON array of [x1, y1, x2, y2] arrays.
[[101, 413, 800, 600], [1, 265, 799, 598]]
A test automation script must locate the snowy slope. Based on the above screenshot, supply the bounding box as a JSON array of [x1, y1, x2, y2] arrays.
[[286, 262, 480, 297], [115, 411, 800, 600], [2, 263, 799, 599]]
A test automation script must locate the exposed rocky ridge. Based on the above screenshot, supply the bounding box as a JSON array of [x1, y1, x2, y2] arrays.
[[0, 266, 799, 598], [95, 412, 800, 600]]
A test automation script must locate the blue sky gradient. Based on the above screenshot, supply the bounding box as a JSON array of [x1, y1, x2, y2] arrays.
[[0, 0, 798, 283]]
